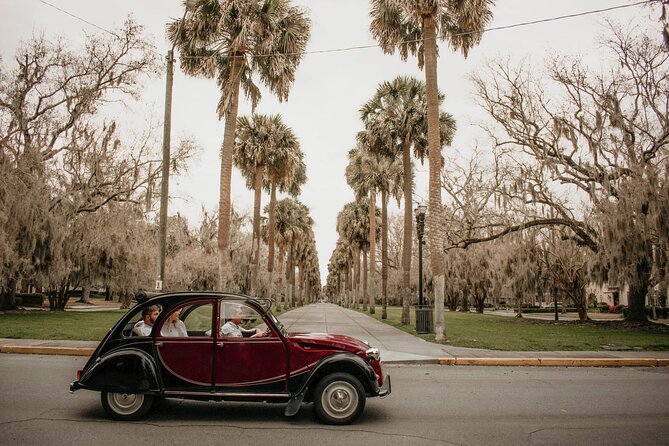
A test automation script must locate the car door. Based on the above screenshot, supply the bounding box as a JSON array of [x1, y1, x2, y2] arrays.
[[213, 301, 288, 394], [155, 300, 215, 392]]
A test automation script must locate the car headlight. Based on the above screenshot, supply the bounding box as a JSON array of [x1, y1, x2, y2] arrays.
[[365, 347, 380, 361]]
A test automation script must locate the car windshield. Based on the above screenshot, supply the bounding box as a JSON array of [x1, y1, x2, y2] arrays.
[[268, 311, 287, 336]]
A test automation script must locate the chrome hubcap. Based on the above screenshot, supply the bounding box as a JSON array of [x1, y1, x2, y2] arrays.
[[321, 381, 358, 420], [330, 389, 351, 410], [108, 393, 144, 415]]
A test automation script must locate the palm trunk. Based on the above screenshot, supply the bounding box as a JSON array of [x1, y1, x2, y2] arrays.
[[354, 247, 360, 310], [369, 189, 376, 314], [217, 58, 243, 291], [423, 13, 446, 340], [362, 245, 368, 312], [286, 241, 295, 308], [277, 245, 285, 310], [267, 181, 277, 301], [250, 164, 263, 295], [401, 138, 412, 325], [381, 189, 389, 320], [295, 264, 304, 307]]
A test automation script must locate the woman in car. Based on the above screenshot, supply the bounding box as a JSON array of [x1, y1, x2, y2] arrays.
[[161, 309, 188, 337]]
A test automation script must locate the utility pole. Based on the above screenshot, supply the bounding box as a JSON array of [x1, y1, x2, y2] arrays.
[[157, 49, 174, 292]]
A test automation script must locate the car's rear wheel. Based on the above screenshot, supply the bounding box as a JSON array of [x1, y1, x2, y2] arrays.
[[313, 372, 365, 425], [101, 391, 154, 421]]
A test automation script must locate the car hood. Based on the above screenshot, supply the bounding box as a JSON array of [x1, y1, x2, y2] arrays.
[[287, 332, 371, 353]]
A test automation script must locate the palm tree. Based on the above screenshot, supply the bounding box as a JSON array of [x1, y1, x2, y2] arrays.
[[370, 0, 493, 339], [269, 197, 311, 309], [327, 239, 351, 306], [294, 231, 318, 305], [168, 0, 310, 289], [337, 201, 374, 310], [233, 113, 298, 294], [361, 76, 455, 325], [345, 147, 384, 313], [353, 139, 404, 319], [266, 149, 305, 302], [233, 113, 272, 293]]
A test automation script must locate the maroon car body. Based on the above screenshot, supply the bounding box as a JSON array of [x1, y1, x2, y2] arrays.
[[70, 292, 390, 424]]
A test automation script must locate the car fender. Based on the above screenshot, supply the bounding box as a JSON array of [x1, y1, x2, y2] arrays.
[[295, 352, 377, 397], [76, 348, 160, 394]]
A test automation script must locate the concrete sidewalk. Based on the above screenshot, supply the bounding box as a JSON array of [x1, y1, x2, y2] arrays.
[[2, 302, 669, 366]]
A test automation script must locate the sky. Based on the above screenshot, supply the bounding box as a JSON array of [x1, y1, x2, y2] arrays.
[[0, 0, 660, 282]]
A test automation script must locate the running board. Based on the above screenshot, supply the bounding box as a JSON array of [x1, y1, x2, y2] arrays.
[[163, 390, 290, 399]]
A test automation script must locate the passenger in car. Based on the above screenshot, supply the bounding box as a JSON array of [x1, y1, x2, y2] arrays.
[[221, 306, 266, 338], [132, 305, 160, 336], [161, 308, 188, 337]]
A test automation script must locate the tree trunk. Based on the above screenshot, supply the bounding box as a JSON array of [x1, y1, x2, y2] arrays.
[[626, 283, 649, 322], [353, 247, 360, 310], [79, 284, 91, 304], [577, 305, 589, 321], [250, 164, 263, 295], [362, 245, 368, 312], [381, 189, 389, 320], [401, 138, 412, 325], [288, 242, 294, 308], [0, 278, 18, 310], [423, 13, 446, 340], [277, 245, 285, 310], [217, 57, 243, 290], [369, 189, 377, 314], [267, 181, 277, 282], [120, 289, 133, 309], [344, 265, 350, 308]]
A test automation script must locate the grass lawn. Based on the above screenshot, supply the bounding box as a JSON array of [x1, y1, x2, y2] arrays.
[[363, 306, 669, 351], [0, 310, 127, 341]]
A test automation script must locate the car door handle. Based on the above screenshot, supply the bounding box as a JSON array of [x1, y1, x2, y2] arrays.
[[155, 341, 164, 347], [216, 342, 224, 347]]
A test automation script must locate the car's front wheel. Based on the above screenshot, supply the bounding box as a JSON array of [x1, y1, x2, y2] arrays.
[[313, 372, 365, 425], [101, 391, 154, 421]]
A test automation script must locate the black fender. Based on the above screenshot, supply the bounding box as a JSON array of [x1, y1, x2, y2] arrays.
[[293, 352, 378, 399], [73, 348, 160, 394]]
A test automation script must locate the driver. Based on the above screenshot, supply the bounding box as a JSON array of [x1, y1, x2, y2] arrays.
[[221, 306, 267, 338]]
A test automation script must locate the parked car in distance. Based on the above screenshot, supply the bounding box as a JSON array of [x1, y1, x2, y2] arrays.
[[70, 292, 390, 424]]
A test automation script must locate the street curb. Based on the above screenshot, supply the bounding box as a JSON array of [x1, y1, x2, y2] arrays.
[[383, 359, 440, 365], [437, 357, 668, 367], [0, 346, 94, 356]]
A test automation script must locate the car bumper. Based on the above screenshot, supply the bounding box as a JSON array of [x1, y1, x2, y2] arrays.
[[378, 373, 391, 397]]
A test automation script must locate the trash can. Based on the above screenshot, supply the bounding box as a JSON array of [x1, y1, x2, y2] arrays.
[[415, 305, 434, 334]]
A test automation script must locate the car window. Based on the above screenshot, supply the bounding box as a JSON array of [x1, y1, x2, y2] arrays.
[[181, 303, 213, 337], [217, 302, 268, 338]]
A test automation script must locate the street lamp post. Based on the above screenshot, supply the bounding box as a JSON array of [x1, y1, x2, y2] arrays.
[[415, 204, 427, 306], [414, 204, 432, 333]]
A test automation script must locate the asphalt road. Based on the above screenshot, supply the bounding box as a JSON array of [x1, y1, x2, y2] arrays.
[[1, 354, 668, 445]]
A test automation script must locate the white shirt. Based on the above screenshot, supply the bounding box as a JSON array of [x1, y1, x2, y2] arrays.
[[221, 321, 243, 337], [132, 321, 153, 336], [161, 320, 188, 337]]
